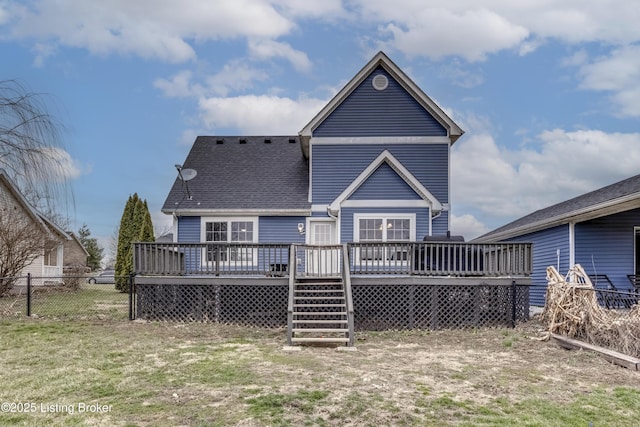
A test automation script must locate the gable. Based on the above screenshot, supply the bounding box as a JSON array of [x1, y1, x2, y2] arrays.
[[313, 66, 447, 138], [328, 150, 442, 214], [0, 173, 49, 234], [349, 162, 422, 200], [299, 51, 464, 158]]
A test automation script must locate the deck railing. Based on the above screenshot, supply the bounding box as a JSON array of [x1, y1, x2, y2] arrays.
[[133, 242, 532, 277], [350, 242, 532, 276], [132, 242, 290, 276]]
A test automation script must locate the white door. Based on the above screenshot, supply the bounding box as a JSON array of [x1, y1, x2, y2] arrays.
[[307, 221, 340, 276]]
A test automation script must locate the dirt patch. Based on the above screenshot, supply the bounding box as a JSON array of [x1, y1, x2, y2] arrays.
[[122, 316, 640, 425], [5, 316, 637, 426]]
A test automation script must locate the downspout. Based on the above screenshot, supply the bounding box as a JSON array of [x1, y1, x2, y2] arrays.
[[327, 206, 339, 243], [327, 206, 338, 220], [430, 209, 442, 237], [567, 221, 576, 282], [569, 221, 575, 267]]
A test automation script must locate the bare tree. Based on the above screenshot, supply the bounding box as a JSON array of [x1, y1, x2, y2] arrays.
[[0, 205, 58, 296], [0, 79, 71, 213]]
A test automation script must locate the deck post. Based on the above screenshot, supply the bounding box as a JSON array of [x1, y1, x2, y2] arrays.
[[129, 273, 135, 320], [286, 244, 296, 345]]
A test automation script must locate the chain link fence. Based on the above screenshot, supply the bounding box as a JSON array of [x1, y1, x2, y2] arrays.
[[0, 274, 132, 320]]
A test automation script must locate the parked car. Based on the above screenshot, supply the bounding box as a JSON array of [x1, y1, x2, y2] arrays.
[[87, 269, 115, 284]]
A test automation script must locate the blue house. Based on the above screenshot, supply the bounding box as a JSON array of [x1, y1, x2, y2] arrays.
[[162, 51, 464, 261], [138, 52, 531, 343], [475, 174, 640, 305]]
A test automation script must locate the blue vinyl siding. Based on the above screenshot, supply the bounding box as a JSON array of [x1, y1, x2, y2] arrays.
[[349, 163, 421, 200], [177, 216, 201, 242], [505, 225, 570, 306], [313, 66, 447, 137], [312, 144, 449, 204], [431, 212, 449, 236], [259, 217, 306, 244], [575, 208, 640, 291], [341, 207, 429, 244]]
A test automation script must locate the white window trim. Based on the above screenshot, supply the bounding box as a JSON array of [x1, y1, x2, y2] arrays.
[[200, 217, 259, 265], [305, 217, 337, 245], [353, 213, 416, 242], [353, 213, 416, 264]]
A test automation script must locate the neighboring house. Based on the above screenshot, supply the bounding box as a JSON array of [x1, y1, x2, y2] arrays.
[[63, 232, 90, 272], [0, 170, 70, 281], [155, 233, 174, 243], [475, 174, 640, 305], [162, 51, 464, 267]]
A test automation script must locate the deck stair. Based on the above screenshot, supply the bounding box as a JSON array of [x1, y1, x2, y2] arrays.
[[288, 278, 353, 346]]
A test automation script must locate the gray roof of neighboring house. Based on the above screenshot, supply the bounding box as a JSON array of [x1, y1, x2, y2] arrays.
[[475, 173, 640, 242], [162, 136, 310, 214]]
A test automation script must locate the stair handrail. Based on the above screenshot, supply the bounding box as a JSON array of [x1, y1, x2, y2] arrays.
[[342, 243, 355, 347], [286, 244, 296, 345]]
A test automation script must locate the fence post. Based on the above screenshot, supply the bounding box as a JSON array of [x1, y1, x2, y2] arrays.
[[129, 273, 135, 321], [26, 273, 31, 317], [511, 280, 517, 327]]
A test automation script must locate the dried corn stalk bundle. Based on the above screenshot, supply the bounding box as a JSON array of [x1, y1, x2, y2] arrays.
[[542, 264, 640, 358]]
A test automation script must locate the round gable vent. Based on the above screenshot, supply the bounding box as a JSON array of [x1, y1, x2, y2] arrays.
[[372, 74, 388, 91]]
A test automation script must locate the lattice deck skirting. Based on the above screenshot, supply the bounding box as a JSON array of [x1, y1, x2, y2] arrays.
[[135, 277, 529, 330]]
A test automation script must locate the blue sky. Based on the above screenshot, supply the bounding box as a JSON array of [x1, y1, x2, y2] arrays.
[[2, 1, 640, 258]]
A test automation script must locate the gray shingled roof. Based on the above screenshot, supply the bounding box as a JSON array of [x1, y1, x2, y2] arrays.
[[162, 136, 310, 213], [475, 173, 640, 242]]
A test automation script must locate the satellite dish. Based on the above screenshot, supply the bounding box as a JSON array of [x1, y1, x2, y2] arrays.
[[179, 168, 197, 181]]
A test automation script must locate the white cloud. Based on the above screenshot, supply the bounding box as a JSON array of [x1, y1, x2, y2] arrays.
[[438, 62, 484, 88], [154, 70, 200, 98], [275, 0, 345, 19], [514, 1, 640, 45], [380, 8, 529, 62], [4, 0, 295, 63], [0, 3, 8, 25], [452, 128, 640, 228], [39, 147, 84, 181], [248, 39, 312, 72], [5, 0, 640, 67], [155, 61, 271, 99], [450, 213, 489, 241], [179, 128, 202, 146], [577, 45, 640, 117], [353, 1, 640, 57], [205, 60, 270, 96], [198, 94, 327, 134]]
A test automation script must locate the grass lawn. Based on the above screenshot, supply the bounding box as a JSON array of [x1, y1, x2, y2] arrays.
[[0, 317, 639, 426]]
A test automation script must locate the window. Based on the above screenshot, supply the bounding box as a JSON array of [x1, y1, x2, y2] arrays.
[[355, 215, 414, 261], [203, 218, 256, 263]]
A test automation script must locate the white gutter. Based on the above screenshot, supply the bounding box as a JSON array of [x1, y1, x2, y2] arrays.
[[476, 193, 640, 242]]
